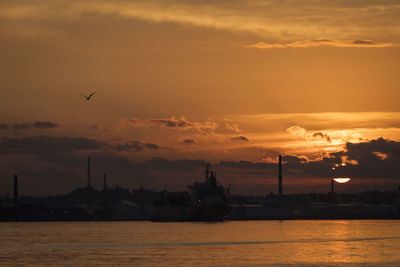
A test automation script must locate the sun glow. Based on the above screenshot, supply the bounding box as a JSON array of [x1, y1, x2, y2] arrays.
[[333, 178, 351, 183]]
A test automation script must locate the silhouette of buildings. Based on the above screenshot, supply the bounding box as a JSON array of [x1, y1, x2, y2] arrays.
[[1, 160, 400, 221]]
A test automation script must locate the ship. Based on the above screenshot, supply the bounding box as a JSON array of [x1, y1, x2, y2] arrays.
[[152, 164, 231, 221]]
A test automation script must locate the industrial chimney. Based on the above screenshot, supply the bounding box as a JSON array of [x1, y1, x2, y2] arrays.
[[278, 155, 282, 196], [13, 174, 18, 206]]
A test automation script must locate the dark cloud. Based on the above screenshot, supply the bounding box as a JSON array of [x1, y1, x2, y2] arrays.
[[88, 124, 99, 130], [283, 155, 308, 164], [345, 137, 400, 160], [183, 139, 195, 144], [149, 118, 191, 128], [146, 157, 207, 172], [295, 138, 400, 179], [312, 132, 331, 142], [127, 117, 192, 128], [218, 138, 400, 180], [19, 167, 83, 196], [352, 40, 378, 45], [1, 152, 154, 195], [219, 160, 274, 170], [145, 143, 159, 150], [12, 123, 31, 130], [219, 155, 329, 180], [9, 121, 59, 130], [33, 121, 59, 129], [313, 38, 332, 43], [116, 141, 143, 152], [231, 136, 249, 142], [249, 39, 396, 49], [116, 141, 159, 152], [0, 123, 9, 130], [125, 117, 217, 133], [88, 152, 153, 189], [327, 137, 400, 179], [25, 153, 209, 193], [0, 136, 109, 154]]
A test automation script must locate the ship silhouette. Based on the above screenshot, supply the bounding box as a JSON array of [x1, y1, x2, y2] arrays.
[[152, 164, 231, 221]]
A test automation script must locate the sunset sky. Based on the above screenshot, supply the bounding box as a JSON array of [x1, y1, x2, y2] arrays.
[[1, 0, 400, 195]]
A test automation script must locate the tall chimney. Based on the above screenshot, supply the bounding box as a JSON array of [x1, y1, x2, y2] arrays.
[[87, 156, 91, 188], [13, 174, 18, 206], [278, 155, 282, 196]]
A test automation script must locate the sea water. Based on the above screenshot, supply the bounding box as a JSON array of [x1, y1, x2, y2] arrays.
[[1, 220, 400, 266]]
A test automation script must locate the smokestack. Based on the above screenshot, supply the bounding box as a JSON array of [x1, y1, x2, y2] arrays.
[[87, 156, 91, 188], [13, 174, 18, 206], [278, 155, 282, 196]]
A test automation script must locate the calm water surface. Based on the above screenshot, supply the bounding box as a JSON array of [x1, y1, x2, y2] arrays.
[[1, 220, 400, 266]]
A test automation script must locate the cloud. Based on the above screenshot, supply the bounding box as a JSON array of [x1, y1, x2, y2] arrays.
[[124, 116, 217, 133], [116, 140, 159, 152], [33, 121, 58, 129], [116, 141, 144, 152], [286, 126, 306, 138], [0, 136, 109, 154], [324, 138, 400, 179], [8, 121, 59, 130], [183, 139, 195, 144], [15, 152, 155, 193], [2, 0, 400, 47], [287, 126, 332, 143], [0, 123, 9, 130], [145, 143, 159, 150], [146, 157, 207, 172], [247, 39, 399, 49], [312, 132, 331, 142], [231, 136, 249, 143], [343, 137, 400, 161], [219, 160, 274, 170], [283, 154, 308, 164], [303, 138, 400, 178], [12, 123, 31, 130], [238, 112, 400, 132], [224, 119, 241, 133], [218, 138, 400, 180], [150, 118, 192, 128]]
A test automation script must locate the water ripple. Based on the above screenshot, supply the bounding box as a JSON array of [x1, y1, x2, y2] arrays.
[[2, 236, 400, 251]]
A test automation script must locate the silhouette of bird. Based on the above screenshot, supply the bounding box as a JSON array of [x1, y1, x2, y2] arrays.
[[81, 91, 96, 100]]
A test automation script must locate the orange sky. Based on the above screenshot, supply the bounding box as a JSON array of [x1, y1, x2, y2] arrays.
[[1, 0, 400, 195]]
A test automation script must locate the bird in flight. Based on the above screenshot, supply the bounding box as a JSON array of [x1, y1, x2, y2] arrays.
[[81, 91, 96, 100]]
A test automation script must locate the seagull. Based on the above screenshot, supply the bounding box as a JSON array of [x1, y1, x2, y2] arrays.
[[81, 91, 96, 100]]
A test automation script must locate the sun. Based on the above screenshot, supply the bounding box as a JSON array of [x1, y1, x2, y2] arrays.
[[333, 178, 351, 183]]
